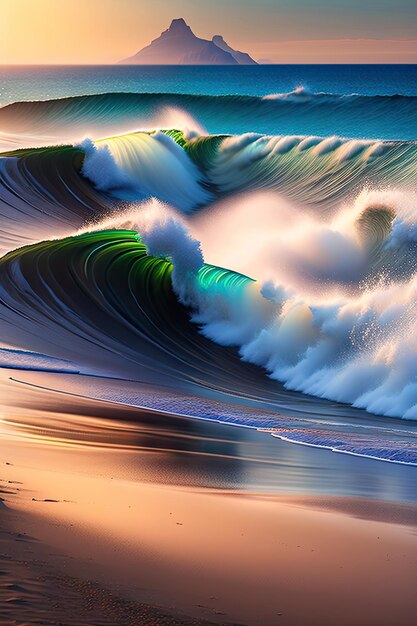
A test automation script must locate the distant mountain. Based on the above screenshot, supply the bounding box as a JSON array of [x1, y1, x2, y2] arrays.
[[211, 35, 257, 65], [119, 18, 257, 65]]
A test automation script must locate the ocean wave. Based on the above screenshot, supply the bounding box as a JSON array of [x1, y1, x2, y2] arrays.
[[1, 226, 416, 465], [196, 133, 417, 209], [78, 129, 417, 211], [0, 229, 281, 405], [1, 90, 417, 145], [80, 132, 212, 212], [135, 204, 417, 421], [262, 86, 417, 103], [0, 146, 110, 254], [4, 207, 417, 422]]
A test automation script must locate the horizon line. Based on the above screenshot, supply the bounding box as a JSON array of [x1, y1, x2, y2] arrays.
[[1, 62, 417, 67]]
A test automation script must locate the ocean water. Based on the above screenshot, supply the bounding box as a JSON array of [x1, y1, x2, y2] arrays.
[[1, 64, 417, 104], [1, 64, 417, 475], [1, 65, 417, 141]]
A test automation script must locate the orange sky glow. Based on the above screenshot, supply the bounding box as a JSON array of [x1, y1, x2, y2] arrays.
[[1, 0, 416, 64]]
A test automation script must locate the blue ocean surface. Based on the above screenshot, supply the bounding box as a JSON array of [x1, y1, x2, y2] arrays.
[[1, 64, 417, 104], [1, 64, 416, 141]]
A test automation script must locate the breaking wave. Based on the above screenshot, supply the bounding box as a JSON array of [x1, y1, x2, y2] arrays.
[[78, 129, 417, 212], [0, 227, 416, 465], [80, 132, 211, 212]]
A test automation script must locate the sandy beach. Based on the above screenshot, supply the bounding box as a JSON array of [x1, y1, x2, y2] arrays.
[[1, 370, 417, 626]]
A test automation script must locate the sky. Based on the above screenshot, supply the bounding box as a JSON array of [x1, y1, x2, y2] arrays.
[[1, 0, 416, 64]]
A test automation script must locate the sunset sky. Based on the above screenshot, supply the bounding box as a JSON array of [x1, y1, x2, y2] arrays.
[[1, 0, 416, 64]]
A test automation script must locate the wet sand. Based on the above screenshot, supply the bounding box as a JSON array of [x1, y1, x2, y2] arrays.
[[1, 370, 417, 625], [0, 504, 216, 626], [2, 463, 417, 626]]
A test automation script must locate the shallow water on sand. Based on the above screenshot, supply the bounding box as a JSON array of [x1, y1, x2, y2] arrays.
[[2, 370, 417, 503]]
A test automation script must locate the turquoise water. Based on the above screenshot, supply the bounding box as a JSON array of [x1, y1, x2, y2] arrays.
[[1, 64, 416, 105]]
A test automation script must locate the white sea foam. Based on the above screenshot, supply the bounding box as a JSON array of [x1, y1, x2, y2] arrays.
[[141, 216, 204, 303], [79, 138, 133, 192], [136, 189, 417, 421], [263, 86, 316, 102], [80, 132, 211, 212]]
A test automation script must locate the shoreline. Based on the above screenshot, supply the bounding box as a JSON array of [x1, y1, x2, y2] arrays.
[[4, 369, 417, 476], [6, 372, 417, 469]]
